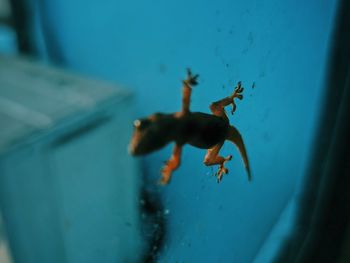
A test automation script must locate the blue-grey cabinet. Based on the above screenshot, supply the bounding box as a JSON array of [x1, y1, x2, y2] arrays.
[[0, 56, 143, 263]]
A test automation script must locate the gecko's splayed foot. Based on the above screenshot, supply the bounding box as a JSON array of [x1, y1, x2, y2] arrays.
[[230, 82, 244, 115], [215, 155, 232, 183], [183, 68, 199, 86]]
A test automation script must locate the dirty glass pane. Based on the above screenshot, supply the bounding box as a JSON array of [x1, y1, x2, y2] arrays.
[[0, 0, 339, 262]]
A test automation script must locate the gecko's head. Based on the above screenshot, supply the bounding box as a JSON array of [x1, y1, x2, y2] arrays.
[[128, 113, 172, 155]]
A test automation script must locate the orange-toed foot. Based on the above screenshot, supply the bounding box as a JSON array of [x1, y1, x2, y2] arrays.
[[183, 68, 199, 87], [230, 82, 244, 115], [216, 155, 232, 183], [159, 161, 173, 185]]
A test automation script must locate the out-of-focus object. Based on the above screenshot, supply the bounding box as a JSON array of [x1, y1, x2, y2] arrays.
[[0, 55, 142, 263], [0, 212, 12, 263], [0, 0, 11, 21], [0, 0, 17, 55], [0, 24, 16, 54]]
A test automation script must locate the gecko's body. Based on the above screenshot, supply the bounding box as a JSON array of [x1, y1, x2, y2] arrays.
[[129, 70, 251, 184]]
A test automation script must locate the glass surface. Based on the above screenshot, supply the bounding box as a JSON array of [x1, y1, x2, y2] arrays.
[[1, 0, 339, 262]]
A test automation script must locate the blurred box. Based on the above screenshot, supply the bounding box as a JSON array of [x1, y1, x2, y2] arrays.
[[0, 55, 142, 263]]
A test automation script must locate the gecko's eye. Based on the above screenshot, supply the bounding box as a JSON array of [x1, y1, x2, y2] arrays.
[[133, 119, 141, 128], [133, 119, 151, 130]]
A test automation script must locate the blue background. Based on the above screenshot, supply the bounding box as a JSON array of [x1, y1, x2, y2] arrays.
[[27, 0, 338, 262]]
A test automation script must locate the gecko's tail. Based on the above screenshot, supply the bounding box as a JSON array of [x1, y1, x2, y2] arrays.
[[227, 125, 252, 181]]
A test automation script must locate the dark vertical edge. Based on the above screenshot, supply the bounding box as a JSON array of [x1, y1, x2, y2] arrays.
[[274, 1, 350, 262], [9, 0, 36, 54]]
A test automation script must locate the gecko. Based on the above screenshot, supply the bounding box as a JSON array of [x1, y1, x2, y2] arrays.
[[129, 69, 251, 184]]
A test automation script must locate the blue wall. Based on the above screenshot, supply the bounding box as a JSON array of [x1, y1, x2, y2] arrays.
[[32, 0, 337, 262]]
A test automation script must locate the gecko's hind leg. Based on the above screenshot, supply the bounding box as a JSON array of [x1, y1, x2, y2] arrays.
[[210, 82, 244, 119], [203, 143, 232, 183], [160, 144, 182, 185]]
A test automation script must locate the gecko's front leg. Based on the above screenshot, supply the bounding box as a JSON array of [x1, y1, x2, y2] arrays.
[[180, 69, 198, 115], [160, 144, 182, 184], [210, 81, 244, 119], [204, 143, 232, 183]]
